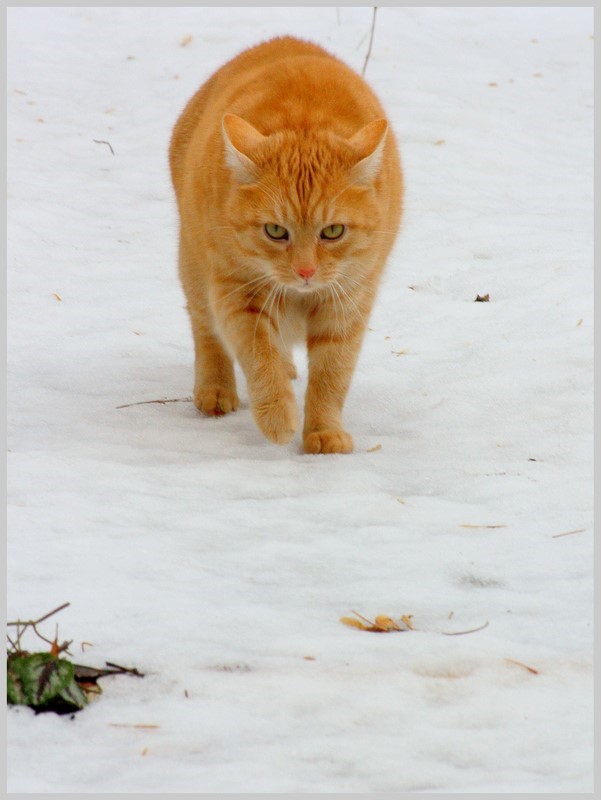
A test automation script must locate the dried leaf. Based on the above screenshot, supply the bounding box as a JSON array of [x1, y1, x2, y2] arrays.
[[341, 611, 412, 633], [180, 34, 192, 47], [367, 444, 382, 453], [374, 615, 402, 631], [475, 294, 490, 302], [401, 614, 414, 630], [434, 139, 445, 145], [340, 616, 371, 630], [52, 292, 62, 302]]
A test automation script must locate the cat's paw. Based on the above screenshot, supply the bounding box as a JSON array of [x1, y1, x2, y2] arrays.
[[303, 429, 354, 454], [252, 392, 299, 444], [195, 385, 239, 416]]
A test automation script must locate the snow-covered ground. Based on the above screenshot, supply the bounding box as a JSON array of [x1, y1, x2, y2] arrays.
[[6, 6, 594, 793]]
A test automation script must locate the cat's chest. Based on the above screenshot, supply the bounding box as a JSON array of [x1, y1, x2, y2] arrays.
[[279, 293, 309, 345]]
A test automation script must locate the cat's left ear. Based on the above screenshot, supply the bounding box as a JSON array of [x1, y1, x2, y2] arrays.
[[222, 114, 266, 181], [348, 118, 388, 183]]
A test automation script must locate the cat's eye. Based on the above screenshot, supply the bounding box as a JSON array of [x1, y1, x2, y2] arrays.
[[264, 223, 289, 241], [320, 224, 345, 241]]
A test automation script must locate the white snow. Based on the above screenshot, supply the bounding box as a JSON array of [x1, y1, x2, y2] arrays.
[[6, 6, 594, 793]]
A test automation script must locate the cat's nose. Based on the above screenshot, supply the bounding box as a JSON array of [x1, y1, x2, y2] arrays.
[[296, 266, 316, 280]]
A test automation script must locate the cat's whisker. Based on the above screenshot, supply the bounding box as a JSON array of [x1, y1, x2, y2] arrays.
[[337, 270, 362, 290], [252, 281, 278, 360], [273, 285, 288, 352], [266, 283, 281, 353], [333, 283, 352, 329], [206, 274, 271, 313], [332, 278, 363, 320], [328, 281, 344, 330]]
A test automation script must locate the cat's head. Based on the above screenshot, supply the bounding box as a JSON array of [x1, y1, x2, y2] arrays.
[[221, 113, 389, 294]]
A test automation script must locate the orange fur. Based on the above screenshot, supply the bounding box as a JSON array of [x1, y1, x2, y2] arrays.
[[169, 36, 403, 453]]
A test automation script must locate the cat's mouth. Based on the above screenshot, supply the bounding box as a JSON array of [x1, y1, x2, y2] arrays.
[[288, 280, 322, 294]]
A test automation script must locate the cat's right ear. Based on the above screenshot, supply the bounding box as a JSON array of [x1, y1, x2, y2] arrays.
[[222, 114, 265, 181], [348, 118, 389, 184]]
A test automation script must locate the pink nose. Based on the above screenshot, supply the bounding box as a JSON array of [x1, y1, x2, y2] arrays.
[[296, 266, 316, 280]]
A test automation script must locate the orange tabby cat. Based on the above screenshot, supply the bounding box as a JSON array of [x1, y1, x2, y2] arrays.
[[169, 36, 402, 453]]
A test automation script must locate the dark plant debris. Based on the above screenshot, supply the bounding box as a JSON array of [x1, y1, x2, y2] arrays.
[[7, 603, 143, 715]]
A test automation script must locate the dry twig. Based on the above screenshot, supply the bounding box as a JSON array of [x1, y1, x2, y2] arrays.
[[552, 528, 586, 539], [93, 139, 115, 155], [105, 662, 145, 677], [361, 7, 378, 77], [460, 524, 506, 530], [108, 723, 159, 729], [116, 396, 192, 409], [7, 602, 72, 653], [442, 621, 489, 636], [505, 657, 539, 675]]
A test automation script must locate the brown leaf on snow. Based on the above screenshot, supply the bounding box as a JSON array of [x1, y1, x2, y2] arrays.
[[340, 611, 412, 633], [367, 444, 382, 452], [341, 611, 488, 637], [340, 616, 370, 630], [374, 615, 402, 631], [180, 34, 192, 47]]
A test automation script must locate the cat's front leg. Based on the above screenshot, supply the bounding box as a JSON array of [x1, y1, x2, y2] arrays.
[[188, 306, 239, 416], [302, 322, 365, 454], [215, 289, 299, 444]]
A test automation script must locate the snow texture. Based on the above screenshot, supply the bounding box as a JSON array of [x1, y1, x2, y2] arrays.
[[7, 6, 593, 794]]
